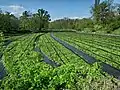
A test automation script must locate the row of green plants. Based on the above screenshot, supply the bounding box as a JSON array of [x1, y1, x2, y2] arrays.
[[0, 34, 45, 89], [0, 32, 4, 53], [54, 32, 120, 70], [75, 32, 120, 44], [0, 33, 120, 89], [57, 32, 120, 58], [34, 33, 120, 89], [38, 33, 83, 64], [37, 33, 120, 89]]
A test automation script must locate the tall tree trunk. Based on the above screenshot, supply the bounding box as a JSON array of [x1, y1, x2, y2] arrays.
[[95, 0, 100, 7]]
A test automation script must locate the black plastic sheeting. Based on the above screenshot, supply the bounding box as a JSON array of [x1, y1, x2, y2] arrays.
[[33, 34, 60, 67], [34, 47, 61, 67], [0, 40, 12, 79], [101, 63, 120, 79], [0, 53, 2, 58], [0, 66, 6, 79], [51, 33, 120, 80], [0, 56, 7, 79], [51, 33, 97, 64], [3, 40, 12, 46], [33, 34, 45, 48]]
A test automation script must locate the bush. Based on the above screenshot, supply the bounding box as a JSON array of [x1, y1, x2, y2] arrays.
[[94, 24, 102, 31], [109, 22, 120, 31]]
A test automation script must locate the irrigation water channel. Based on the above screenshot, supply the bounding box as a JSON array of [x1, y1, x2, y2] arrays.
[[50, 33, 120, 80]]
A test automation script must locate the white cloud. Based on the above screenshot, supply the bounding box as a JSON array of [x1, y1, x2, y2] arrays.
[[51, 17, 62, 21], [0, 5, 26, 17], [9, 5, 24, 12], [51, 16, 90, 21], [68, 16, 86, 19]]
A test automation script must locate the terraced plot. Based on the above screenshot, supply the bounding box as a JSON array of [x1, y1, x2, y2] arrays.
[[54, 32, 120, 70], [0, 32, 120, 90]]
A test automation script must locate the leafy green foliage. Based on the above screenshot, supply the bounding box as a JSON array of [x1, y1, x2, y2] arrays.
[[0, 32, 4, 52], [49, 18, 94, 32], [54, 32, 120, 69], [49, 0, 120, 34], [20, 9, 51, 32], [0, 11, 19, 33], [0, 32, 4, 41], [0, 33, 120, 90], [0, 8, 50, 34]]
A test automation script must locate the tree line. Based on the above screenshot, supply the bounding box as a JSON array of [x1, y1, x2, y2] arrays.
[[1, 0, 120, 34], [49, 0, 120, 33], [0, 8, 51, 34]]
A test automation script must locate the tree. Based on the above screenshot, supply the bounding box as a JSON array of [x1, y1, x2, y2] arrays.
[[19, 9, 51, 32], [0, 8, 2, 14], [19, 11, 31, 30], [35, 9, 51, 30], [49, 17, 93, 31], [95, 0, 100, 7], [0, 11, 19, 33], [92, 0, 114, 25]]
